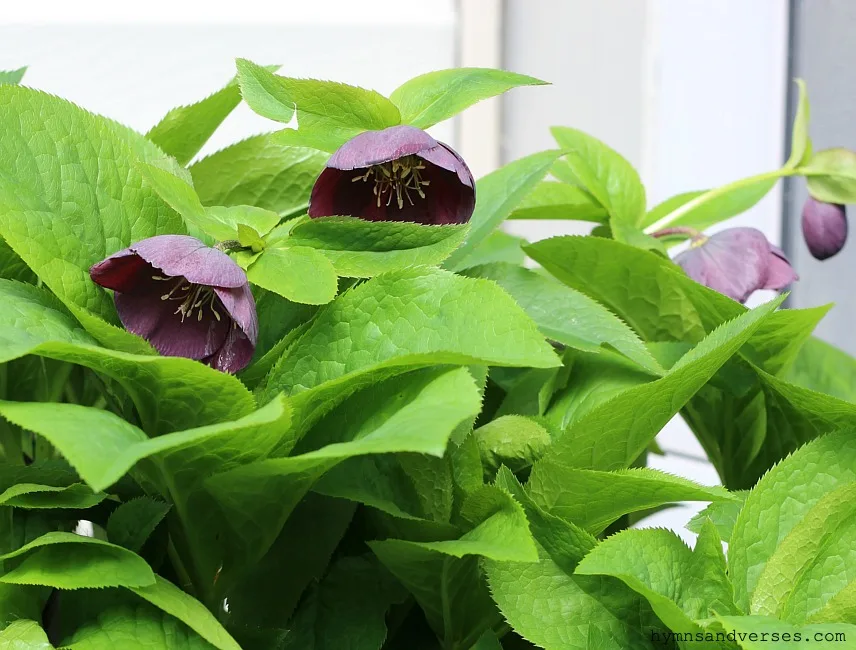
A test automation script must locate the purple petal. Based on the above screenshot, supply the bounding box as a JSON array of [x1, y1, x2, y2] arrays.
[[418, 142, 475, 188], [90, 250, 152, 292], [801, 197, 848, 260], [326, 125, 439, 170], [130, 235, 247, 288], [763, 245, 799, 290], [675, 228, 771, 303], [206, 326, 255, 374], [213, 284, 258, 345], [114, 288, 230, 360]]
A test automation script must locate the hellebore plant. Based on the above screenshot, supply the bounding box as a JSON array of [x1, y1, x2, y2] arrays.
[[308, 124, 475, 224], [90, 235, 258, 373], [2, 61, 856, 650]]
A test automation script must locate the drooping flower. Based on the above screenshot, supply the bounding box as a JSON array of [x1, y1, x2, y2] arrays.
[[308, 124, 475, 225], [90, 235, 258, 373], [673, 227, 798, 303], [801, 196, 847, 260]]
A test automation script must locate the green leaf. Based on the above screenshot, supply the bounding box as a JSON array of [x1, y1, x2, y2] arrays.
[[508, 180, 607, 222], [0, 620, 54, 649], [0, 484, 104, 510], [729, 430, 856, 613], [0, 532, 154, 589], [527, 465, 732, 534], [0, 395, 289, 492], [461, 263, 662, 374], [485, 559, 666, 650], [288, 216, 469, 278], [237, 59, 401, 152], [389, 67, 546, 129], [246, 247, 338, 305], [130, 576, 242, 650], [687, 492, 748, 542], [0, 85, 186, 324], [281, 555, 406, 650], [205, 367, 481, 584], [525, 235, 736, 343], [56, 591, 222, 650], [786, 79, 812, 169], [190, 135, 327, 216], [445, 151, 562, 270], [805, 148, 856, 204], [106, 498, 171, 553], [207, 205, 280, 239], [714, 615, 855, 649], [494, 466, 596, 574], [0, 280, 255, 436], [576, 526, 738, 636], [474, 416, 551, 477], [146, 68, 272, 166], [370, 486, 538, 647], [751, 481, 856, 623], [784, 336, 856, 402], [260, 267, 559, 418], [450, 230, 525, 271], [551, 126, 646, 226], [0, 69, 26, 86], [531, 296, 782, 471]]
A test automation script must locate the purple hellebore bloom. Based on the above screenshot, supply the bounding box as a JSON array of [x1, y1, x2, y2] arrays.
[[89, 235, 258, 373], [673, 227, 798, 303], [801, 196, 848, 260], [308, 124, 475, 225]]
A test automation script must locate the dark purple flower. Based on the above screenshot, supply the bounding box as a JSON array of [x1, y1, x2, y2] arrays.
[[802, 196, 847, 260], [89, 235, 258, 373], [673, 227, 798, 303], [308, 125, 475, 225]]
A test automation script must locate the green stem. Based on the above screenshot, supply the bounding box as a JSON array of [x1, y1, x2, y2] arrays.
[[167, 535, 196, 596], [643, 167, 800, 233]]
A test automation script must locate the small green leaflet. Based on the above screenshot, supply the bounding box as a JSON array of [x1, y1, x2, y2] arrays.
[[805, 148, 856, 204], [551, 126, 646, 226], [508, 180, 607, 222], [237, 59, 401, 152], [246, 247, 338, 305], [389, 67, 546, 129], [0, 68, 27, 85], [785, 78, 812, 169], [0, 619, 54, 649], [106, 498, 172, 553]]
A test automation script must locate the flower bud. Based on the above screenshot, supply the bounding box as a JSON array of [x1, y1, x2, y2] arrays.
[[801, 196, 847, 260]]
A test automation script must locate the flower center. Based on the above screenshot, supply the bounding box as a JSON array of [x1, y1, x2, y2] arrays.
[[154, 275, 223, 323], [351, 155, 432, 209]]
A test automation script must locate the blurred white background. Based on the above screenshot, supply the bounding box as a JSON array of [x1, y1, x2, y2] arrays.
[[1, 0, 795, 542]]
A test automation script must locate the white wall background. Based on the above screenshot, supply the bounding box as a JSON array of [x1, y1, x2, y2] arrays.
[[2, 0, 792, 542]]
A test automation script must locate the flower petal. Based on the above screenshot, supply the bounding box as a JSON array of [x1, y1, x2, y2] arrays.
[[675, 228, 771, 303], [114, 288, 230, 360], [763, 245, 799, 290], [418, 142, 475, 188], [89, 250, 152, 292], [801, 197, 848, 260], [213, 284, 258, 345], [130, 235, 247, 288], [326, 125, 438, 170], [206, 326, 255, 374]]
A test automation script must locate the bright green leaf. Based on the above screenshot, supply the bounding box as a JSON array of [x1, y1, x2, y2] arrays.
[[805, 148, 856, 204], [509, 180, 607, 222], [247, 247, 338, 305], [786, 79, 812, 169], [106, 498, 171, 553], [237, 59, 400, 152], [389, 67, 545, 129], [0, 620, 53, 649]]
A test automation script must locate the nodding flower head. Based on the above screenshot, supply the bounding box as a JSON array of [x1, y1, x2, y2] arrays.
[[89, 235, 257, 373], [308, 125, 475, 225], [802, 196, 848, 260], [673, 227, 798, 303]]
